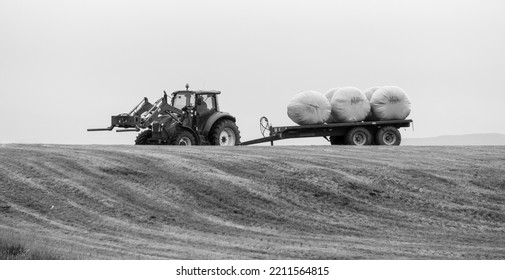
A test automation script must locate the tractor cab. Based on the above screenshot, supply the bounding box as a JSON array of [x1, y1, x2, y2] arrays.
[[172, 91, 219, 109], [171, 89, 221, 131]]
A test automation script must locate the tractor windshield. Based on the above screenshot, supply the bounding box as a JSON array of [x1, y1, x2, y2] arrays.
[[172, 93, 195, 110]]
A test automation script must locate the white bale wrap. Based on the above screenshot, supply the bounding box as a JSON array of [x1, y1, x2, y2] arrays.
[[325, 88, 339, 102], [324, 88, 339, 123], [363, 86, 380, 120], [328, 87, 370, 123], [287, 90, 331, 125], [370, 86, 411, 120], [364, 86, 380, 101]]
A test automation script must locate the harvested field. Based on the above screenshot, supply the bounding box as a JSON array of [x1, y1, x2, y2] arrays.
[[0, 144, 504, 259]]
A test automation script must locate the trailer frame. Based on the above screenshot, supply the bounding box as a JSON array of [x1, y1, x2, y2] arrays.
[[240, 119, 413, 146]]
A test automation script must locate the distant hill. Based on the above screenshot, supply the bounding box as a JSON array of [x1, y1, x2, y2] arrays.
[[403, 133, 505, 146]]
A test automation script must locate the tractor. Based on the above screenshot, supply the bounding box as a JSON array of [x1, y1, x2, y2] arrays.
[[88, 85, 241, 146]]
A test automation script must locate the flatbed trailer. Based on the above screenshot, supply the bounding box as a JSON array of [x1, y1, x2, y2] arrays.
[[241, 118, 413, 146]]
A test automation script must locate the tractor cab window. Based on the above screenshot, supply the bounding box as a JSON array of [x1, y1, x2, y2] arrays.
[[172, 93, 195, 110], [197, 94, 216, 110]]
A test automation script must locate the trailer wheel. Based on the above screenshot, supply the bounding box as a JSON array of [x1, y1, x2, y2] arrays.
[[376, 126, 401, 146], [210, 119, 241, 146], [329, 136, 345, 145], [171, 130, 196, 146], [345, 127, 373, 146], [135, 130, 152, 145]]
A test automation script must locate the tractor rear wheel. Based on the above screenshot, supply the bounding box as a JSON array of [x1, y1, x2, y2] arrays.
[[210, 119, 241, 146], [375, 126, 401, 146], [135, 130, 152, 145], [171, 130, 196, 146], [345, 127, 373, 146]]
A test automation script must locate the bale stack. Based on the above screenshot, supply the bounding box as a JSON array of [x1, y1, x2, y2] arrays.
[[287, 90, 331, 125], [287, 86, 411, 124]]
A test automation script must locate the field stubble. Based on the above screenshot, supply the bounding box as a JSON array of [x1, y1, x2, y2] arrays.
[[0, 144, 504, 259]]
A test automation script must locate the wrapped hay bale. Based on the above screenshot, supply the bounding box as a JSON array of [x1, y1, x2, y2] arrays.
[[328, 87, 370, 123], [364, 86, 380, 101], [370, 86, 411, 120], [325, 87, 339, 102], [363, 86, 380, 120], [324, 88, 339, 123], [287, 90, 331, 125]]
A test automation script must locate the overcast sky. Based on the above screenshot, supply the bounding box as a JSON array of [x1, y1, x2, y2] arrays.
[[1, 0, 504, 145]]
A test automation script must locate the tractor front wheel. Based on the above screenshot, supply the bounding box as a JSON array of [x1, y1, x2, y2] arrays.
[[171, 130, 196, 146], [135, 130, 152, 145], [210, 120, 241, 146]]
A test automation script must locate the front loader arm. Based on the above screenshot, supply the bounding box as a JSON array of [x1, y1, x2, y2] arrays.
[[130, 97, 153, 116], [141, 96, 184, 125], [88, 92, 183, 132]]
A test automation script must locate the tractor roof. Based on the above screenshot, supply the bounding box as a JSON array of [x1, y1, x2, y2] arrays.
[[172, 90, 221, 96]]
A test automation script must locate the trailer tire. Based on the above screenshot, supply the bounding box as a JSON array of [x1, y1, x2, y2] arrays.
[[171, 130, 196, 146], [330, 136, 345, 145], [210, 119, 241, 146], [376, 126, 401, 146], [135, 130, 152, 145], [345, 127, 373, 146]]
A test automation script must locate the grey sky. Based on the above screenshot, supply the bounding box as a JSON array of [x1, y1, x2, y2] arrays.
[[1, 0, 504, 144]]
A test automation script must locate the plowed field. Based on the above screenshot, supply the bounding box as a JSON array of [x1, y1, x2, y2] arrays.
[[1, 144, 504, 259]]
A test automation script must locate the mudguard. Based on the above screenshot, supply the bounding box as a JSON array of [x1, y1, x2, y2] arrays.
[[203, 112, 236, 136]]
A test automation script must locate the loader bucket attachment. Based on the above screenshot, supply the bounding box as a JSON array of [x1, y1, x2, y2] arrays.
[[112, 115, 141, 128], [88, 115, 141, 132]]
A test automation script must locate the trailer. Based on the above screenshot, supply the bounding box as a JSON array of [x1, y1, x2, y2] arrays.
[[241, 117, 413, 146]]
